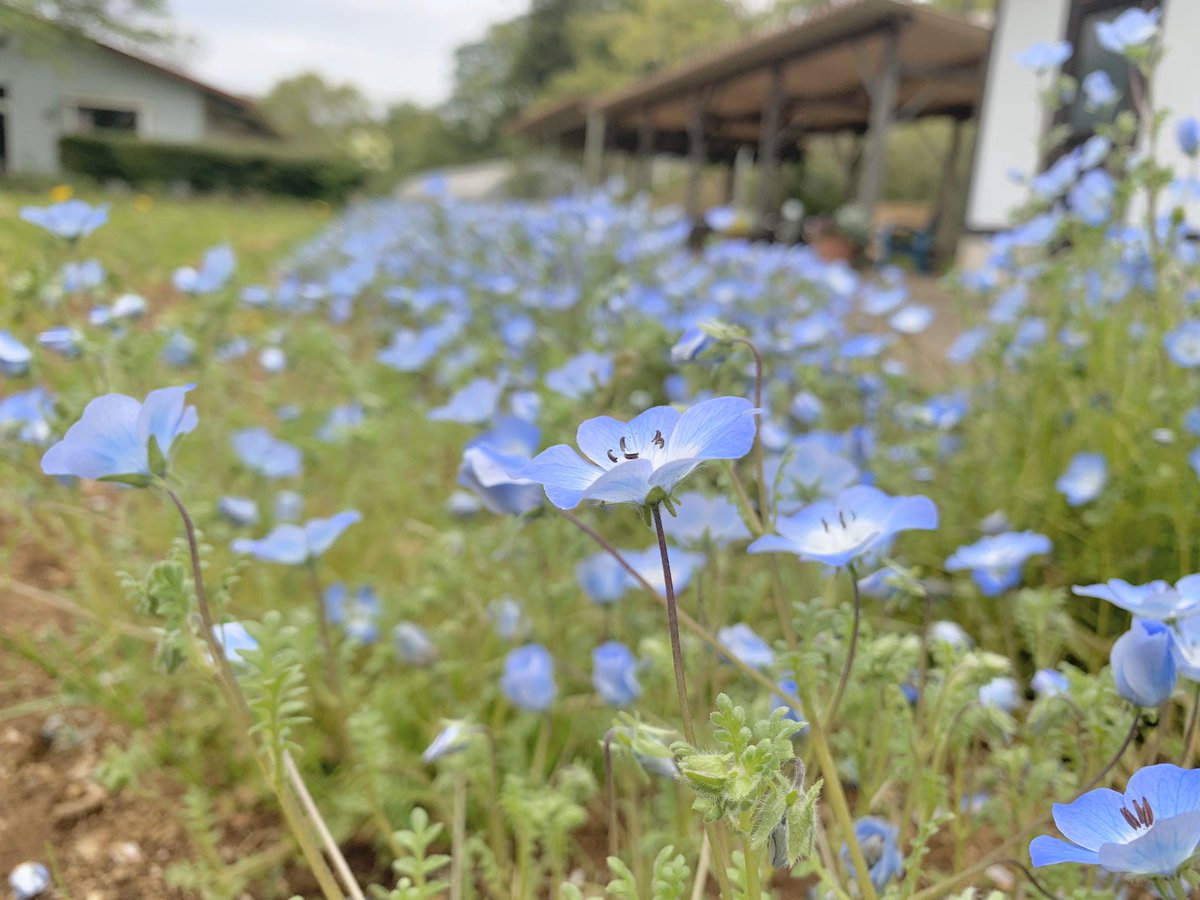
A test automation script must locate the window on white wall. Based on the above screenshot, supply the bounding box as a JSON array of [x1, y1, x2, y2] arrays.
[[1059, 0, 1162, 146], [73, 105, 139, 134]]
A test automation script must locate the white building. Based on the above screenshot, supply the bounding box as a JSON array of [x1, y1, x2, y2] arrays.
[[0, 26, 275, 174], [964, 0, 1194, 256]]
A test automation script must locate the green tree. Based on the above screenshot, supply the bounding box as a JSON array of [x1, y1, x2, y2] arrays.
[[0, 0, 180, 51], [259, 71, 373, 153], [444, 18, 526, 146]]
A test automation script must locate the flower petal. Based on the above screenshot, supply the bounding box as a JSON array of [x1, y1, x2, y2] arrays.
[[305, 510, 362, 558], [521, 444, 601, 509], [232, 525, 309, 565], [667, 397, 757, 462], [580, 458, 654, 505], [41, 394, 144, 479], [1098, 810, 1200, 875], [1029, 836, 1100, 867], [1051, 789, 1134, 851], [136, 385, 198, 457], [1125, 764, 1200, 821]]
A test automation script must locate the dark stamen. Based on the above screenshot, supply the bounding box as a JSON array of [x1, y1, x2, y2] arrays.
[[1120, 806, 1139, 829], [838, 510, 848, 528], [606, 449, 619, 463], [1137, 797, 1154, 827], [620, 436, 639, 460], [652, 429, 665, 448], [821, 518, 830, 533]]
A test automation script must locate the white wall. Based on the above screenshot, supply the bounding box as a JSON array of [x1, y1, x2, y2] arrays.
[[1153, 0, 1200, 183], [965, 0, 1071, 232], [0, 38, 207, 173]]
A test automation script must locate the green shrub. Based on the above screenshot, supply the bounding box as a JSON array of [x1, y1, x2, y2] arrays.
[[58, 134, 366, 202]]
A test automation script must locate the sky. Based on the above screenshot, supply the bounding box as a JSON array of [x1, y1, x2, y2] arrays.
[[167, 0, 527, 108]]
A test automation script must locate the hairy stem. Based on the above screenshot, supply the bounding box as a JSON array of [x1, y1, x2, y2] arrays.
[[822, 567, 863, 730], [650, 503, 697, 744]]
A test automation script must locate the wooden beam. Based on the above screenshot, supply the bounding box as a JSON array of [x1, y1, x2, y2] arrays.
[[756, 61, 785, 226], [584, 111, 607, 187], [857, 26, 901, 217]]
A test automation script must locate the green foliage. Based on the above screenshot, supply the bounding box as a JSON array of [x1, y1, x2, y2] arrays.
[[372, 807, 451, 900], [59, 134, 366, 201], [606, 845, 690, 899], [238, 611, 311, 771], [259, 71, 373, 152], [118, 537, 196, 672]]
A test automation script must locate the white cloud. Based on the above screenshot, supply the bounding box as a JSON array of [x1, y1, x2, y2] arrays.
[[167, 0, 526, 107]]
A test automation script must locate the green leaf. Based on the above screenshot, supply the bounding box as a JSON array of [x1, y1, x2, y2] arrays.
[[99, 471, 153, 488]]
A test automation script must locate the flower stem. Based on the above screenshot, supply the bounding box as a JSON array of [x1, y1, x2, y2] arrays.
[[731, 336, 770, 523], [650, 503, 696, 745], [306, 562, 346, 710], [450, 770, 467, 900], [604, 729, 619, 860], [742, 832, 761, 900], [164, 487, 363, 900], [822, 566, 863, 730]]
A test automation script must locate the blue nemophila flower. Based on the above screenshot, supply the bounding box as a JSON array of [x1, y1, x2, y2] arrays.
[[1068, 169, 1115, 226], [545, 351, 614, 400], [428, 377, 501, 424], [37, 326, 83, 359], [316, 403, 364, 442], [1095, 7, 1160, 55], [218, 496, 259, 527], [161, 331, 196, 368], [212, 622, 258, 664], [173, 244, 236, 295], [671, 326, 712, 364], [325, 583, 381, 644], [0, 331, 32, 376], [489, 597, 528, 640], [1072, 577, 1200, 620], [889, 305, 934, 335], [842, 817, 904, 890], [41, 386, 197, 484], [772, 676, 808, 728], [1179, 117, 1200, 157], [232, 427, 303, 479], [592, 641, 641, 706], [458, 416, 542, 516], [231, 510, 361, 565], [62, 258, 104, 293], [749, 485, 937, 568], [1030, 764, 1200, 874], [979, 676, 1021, 712], [394, 622, 438, 665], [1056, 452, 1107, 506], [260, 346, 286, 373], [1033, 668, 1070, 697], [19, 199, 108, 240], [1016, 40, 1072, 72], [422, 720, 480, 764], [945, 531, 1051, 596], [1164, 321, 1200, 367], [274, 490, 304, 523], [501, 644, 557, 711], [0, 388, 53, 445], [9, 860, 50, 899], [522, 396, 757, 509], [1111, 618, 1177, 707], [663, 491, 750, 548], [1082, 70, 1118, 108], [112, 293, 147, 320], [1171, 615, 1200, 682], [717, 623, 775, 670]]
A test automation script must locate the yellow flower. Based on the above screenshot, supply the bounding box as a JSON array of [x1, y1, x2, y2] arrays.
[[134, 193, 154, 212], [49, 184, 73, 202]]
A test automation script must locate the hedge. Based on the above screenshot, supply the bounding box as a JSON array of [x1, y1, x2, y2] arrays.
[[59, 135, 367, 202]]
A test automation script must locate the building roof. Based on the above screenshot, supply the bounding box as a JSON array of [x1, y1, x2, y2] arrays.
[[510, 0, 989, 158], [6, 13, 277, 137]]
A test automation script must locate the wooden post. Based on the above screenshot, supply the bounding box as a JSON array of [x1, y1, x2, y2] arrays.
[[685, 94, 707, 219], [584, 111, 607, 187], [756, 61, 785, 227], [636, 114, 655, 194], [933, 115, 967, 261], [857, 26, 901, 218]]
